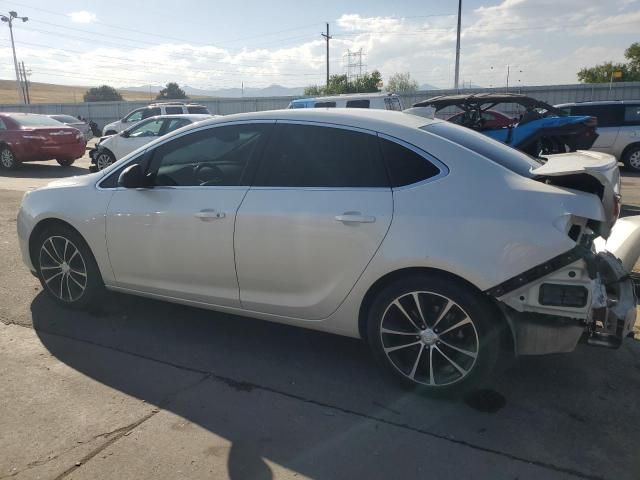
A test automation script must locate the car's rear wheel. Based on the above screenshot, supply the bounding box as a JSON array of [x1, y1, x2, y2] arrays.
[[367, 275, 500, 396], [35, 224, 104, 309], [0, 146, 18, 170], [623, 145, 640, 172], [56, 158, 75, 167], [95, 151, 115, 170]]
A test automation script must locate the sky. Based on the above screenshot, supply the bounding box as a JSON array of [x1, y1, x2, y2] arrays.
[[0, 0, 638, 92]]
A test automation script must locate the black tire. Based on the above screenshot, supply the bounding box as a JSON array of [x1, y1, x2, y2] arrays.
[[622, 145, 640, 172], [56, 158, 75, 167], [366, 274, 500, 397], [0, 145, 18, 170], [34, 224, 104, 309], [94, 150, 115, 170]]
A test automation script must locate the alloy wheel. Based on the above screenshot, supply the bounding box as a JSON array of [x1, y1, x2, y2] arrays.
[[1, 149, 14, 168], [39, 235, 88, 302], [629, 150, 640, 170], [379, 291, 479, 387], [96, 153, 113, 170]]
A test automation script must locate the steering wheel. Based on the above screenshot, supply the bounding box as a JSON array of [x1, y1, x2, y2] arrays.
[[194, 163, 225, 186]]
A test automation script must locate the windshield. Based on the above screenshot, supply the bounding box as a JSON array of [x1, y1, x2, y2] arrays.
[[11, 114, 67, 127], [50, 115, 81, 123], [421, 121, 543, 177]]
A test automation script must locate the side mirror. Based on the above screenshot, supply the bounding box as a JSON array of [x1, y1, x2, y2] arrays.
[[121, 130, 130, 138], [118, 164, 152, 189]]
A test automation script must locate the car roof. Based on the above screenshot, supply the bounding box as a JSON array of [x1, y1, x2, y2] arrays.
[[555, 100, 640, 107], [291, 92, 399, 103], [144, 114, 215, 121], [182, 108, 439, 132]]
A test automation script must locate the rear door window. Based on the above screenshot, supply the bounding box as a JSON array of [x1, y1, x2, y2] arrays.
[[314, 102, 336, 108], [570, 105, 623, 127], [255, 123, 388, 188], [346, 99, 370, 109], [187, 106, 210, 114], [141, 107, 161, 119], [378, 137, 441, 187], [165, 107, 183, 114], [623, 105, 640, 126]]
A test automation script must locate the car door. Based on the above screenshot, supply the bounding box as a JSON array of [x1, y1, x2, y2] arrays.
[[234, 122, 393, 319], [571, 104, 622, 150], [105, 121, 273, 306], [617, 105, 640, 155], [112, 118, 165, 159]]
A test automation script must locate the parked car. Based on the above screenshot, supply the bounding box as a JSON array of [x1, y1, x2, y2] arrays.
[[0, 113, 87, 169], [101, 102, 211, 136], [288, 93, 403, 110], [90, 114, 213, 170], [47, 114, 93, 142], [17, 109, 637, 394], [555, 101, 640, 171], [413, 93, 598, 156]]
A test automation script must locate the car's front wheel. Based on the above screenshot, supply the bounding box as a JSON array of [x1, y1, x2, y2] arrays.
[[367, 275, 500, 396], [0, 146, 18, 170], [95, 150, 115, 170], [623, 145, 640, 172], [35, 224, 104, 309]]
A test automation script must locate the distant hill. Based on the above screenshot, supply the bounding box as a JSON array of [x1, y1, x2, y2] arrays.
[[0, 79, 157, 104], [124, 84, 305, 98]]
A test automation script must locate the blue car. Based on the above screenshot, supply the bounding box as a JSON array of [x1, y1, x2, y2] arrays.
[[413, 93, 598, 156]]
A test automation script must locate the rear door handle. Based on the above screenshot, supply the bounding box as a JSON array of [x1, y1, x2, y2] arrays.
[[335, 212, 376, 224], [195, 209, 225, 221]]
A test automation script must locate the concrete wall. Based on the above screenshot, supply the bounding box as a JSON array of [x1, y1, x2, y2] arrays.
[[1, 82, 639, 129]]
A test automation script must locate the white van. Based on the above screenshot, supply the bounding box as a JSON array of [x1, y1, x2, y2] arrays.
[[288, 93, 403, 111]]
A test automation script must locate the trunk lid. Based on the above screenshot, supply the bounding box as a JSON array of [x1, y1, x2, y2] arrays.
[[23, 127, 81, 145], [531, 150, 620, 238]]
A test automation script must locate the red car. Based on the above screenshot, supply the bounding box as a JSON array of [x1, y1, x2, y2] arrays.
[[0, 113, 87, 170], [448, 109, 515, 129]]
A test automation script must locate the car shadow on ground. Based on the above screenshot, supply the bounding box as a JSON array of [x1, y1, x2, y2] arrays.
[[0, 162, 89, 179], [30, 291, 640, 479]]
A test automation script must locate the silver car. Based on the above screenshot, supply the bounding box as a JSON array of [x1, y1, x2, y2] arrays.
[[556, 101, 640, 171], [48, 114, 93, 142], [17, 109, 638, 395]]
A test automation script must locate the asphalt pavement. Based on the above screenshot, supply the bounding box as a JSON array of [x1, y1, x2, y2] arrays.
[[1, 151, 639, 480]]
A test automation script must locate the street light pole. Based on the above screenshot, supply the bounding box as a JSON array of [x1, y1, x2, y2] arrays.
[[453, 0, 462, 91], [1, 11, 29, 104]]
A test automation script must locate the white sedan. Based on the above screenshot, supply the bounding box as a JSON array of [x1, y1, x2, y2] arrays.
[[17, 109, 639, 394], [90, 114, 213, 170]]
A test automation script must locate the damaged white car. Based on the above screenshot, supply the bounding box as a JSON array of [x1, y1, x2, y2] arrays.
[[16, 109, 639, 394]]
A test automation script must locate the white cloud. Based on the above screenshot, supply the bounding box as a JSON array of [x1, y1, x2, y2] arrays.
[[68, 11, 97, 24], [0, 2, 637, 91]]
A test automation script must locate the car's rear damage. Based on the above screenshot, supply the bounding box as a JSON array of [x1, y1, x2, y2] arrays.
[[486, 150, 638, 355]]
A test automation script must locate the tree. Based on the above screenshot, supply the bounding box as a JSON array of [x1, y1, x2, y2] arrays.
[[577, 42, 640, 83], [304, 70, 383, 96], [156, 82, 188, 100], [386, 72, 418, 93], [83, 85, 123, 102]]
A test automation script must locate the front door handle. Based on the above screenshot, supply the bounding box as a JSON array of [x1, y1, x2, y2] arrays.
[[195, 209, 225, 221], [335, 212, 376, 224]]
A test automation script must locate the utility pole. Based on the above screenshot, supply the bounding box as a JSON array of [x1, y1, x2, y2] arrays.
[[506, 64, 510, 92], [1, 11, 29, 104], [321, 23, 331, 87], [20, 61, 30, 104], [453, 0, 462, 91]]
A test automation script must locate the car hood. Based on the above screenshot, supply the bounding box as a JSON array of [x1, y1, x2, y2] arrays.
[[532, 150, 620, 238], [42, 172, 103, 190]]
